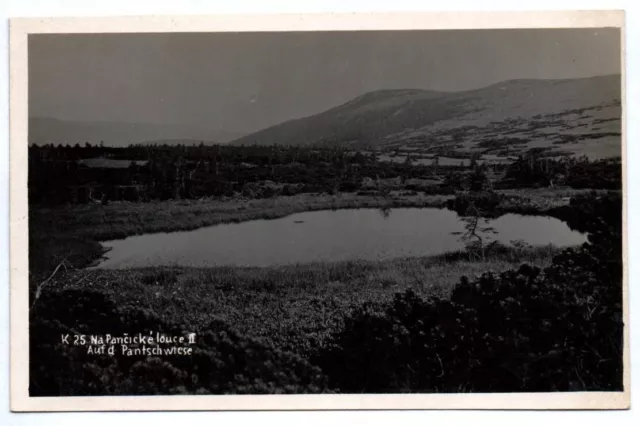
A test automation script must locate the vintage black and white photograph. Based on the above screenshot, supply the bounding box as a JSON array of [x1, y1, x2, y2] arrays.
[[11, 12, 627, 410]]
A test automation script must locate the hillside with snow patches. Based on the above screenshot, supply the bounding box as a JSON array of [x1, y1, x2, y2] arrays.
[[230, 75, 621, 159]]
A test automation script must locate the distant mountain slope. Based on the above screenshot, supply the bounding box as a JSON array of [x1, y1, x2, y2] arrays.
[[229, 88, 457, 147], [29, 117, 245, 146], [229, 75, 621, 158]]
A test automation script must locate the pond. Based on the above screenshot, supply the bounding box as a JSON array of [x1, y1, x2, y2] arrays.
[[96, 208, 587, 269]]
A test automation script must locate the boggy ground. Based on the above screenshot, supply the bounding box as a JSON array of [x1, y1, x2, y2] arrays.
[[28, 189, 623, 395], [28, 188, 585, 359], [40, 244, 558, 359], [29, 187, 603, 277]]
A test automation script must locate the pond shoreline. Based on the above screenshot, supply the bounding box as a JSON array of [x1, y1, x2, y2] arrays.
[[27, 190, 599, 360], [94, 207, 586, 269], [29, 188, 604, 277]]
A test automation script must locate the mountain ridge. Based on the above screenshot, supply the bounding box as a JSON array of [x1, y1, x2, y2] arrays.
[[29, 117, 245, 146], [228, 74, 621, 154]]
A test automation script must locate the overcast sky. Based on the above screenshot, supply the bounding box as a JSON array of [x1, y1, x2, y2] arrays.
[[29, 28, 621, 134]]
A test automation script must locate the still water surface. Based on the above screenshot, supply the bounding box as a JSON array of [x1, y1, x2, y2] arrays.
[[96, 208, 587, 269]]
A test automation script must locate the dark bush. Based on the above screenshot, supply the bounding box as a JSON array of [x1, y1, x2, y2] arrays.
[[316, 192, 623, 393], [467, 167, 490, 191], [30, 290, 331, 395], [503, 154, 621, 190], [357, 190, 381, 196], [446, 191, 503, 217], [281, 184, 300, 196], [338, 179, 360, 192]]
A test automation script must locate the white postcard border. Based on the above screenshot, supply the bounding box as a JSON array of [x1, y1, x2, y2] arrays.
[[9, 10, 629, 412]]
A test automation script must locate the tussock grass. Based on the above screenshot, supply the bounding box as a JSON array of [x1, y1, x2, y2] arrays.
[[29, 190, 573, 361], [32, 193, 452, 242], [54, 245, 559, 357]]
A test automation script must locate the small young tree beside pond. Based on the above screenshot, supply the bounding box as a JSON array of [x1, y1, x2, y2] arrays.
[[452, 201, 499, 261]]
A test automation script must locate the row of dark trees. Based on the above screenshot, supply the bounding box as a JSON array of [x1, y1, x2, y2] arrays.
[[28, 144, 476, 204], [502, 152, 622, 189], [28, 143, 622, 205], [31, 143, 379, 166]]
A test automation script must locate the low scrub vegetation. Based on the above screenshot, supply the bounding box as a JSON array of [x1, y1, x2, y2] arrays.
[[31, 244, 556, 360], [315, 192, 622, 392], [31, 289, 329, 395], [29, 192, 622, 395]]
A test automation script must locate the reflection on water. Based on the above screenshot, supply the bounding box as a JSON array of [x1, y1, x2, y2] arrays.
[[96, 208, 587, 269], [379, 206, 391, 219]]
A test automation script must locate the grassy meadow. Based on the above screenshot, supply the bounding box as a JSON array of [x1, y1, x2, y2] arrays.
[[29, 188, 577, 359], [29, 188, 597, 278], [41, 243, 559, 358]]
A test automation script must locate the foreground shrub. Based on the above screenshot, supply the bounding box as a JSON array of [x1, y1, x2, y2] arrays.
[[316, 192, 623, 393], [30, 290, 330, 395]]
